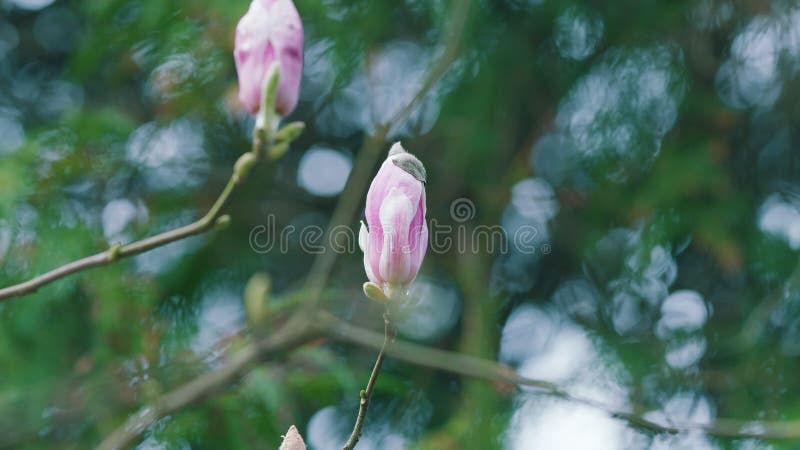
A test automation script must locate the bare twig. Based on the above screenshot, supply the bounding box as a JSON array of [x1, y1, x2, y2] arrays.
[[0, 126, 286, 302], [0, 179, 234, 302], [322, 312, 800, 441], [95, 314, 319, 450], [341, 312, 395, 450], [96, 306, 800, 449]]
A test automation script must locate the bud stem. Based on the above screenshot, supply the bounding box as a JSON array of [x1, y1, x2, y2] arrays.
[[383, 283, 406, 302], [342, 310, 396, 450]]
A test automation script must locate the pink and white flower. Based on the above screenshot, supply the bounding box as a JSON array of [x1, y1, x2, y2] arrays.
[[360, 142, 428, 300], [234, 0, 304, 116]]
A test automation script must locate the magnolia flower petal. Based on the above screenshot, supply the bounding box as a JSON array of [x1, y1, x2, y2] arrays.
[[362, 144, 428, 293], [234, 1, 273, 114], [358, 221, 369, 253], [365, 153, 422, 230], [360, 221, 380, 285], [234, 0, 303, 116], [412, 197, 428, 276], [269, 0, 303, 115], [363, 252, 379, 285], [378, 187, 414, 283], [365, 154, 420, 282], [417, 224, 428, 271]]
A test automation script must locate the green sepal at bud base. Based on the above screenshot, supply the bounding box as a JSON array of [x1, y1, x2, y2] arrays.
[[363, 282, 389, 303], [245, 272, 272, 329]]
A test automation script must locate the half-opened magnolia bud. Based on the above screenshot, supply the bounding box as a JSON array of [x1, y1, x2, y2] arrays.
[[279, 425, 306, 450], [234, 0, 304, 116], [360, 142, 428, 300]]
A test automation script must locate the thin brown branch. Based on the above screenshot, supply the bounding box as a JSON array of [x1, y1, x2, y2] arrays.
[[96, 305, 800, 449], [342, 312, 395, 450], [384, 0, 470, 130], [95, 314, 319, 450], [0, 132, 274, 303], [0, 188, 229, 302], [322, 312, 800, 441]]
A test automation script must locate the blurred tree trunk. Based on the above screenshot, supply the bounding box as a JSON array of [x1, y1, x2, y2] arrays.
[[418, 236, 504, 449]]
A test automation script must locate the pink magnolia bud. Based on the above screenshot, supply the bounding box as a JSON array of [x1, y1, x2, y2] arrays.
[[279, 425, 306, 450], [234, 0, 304, 116], [360, 143, 428, 297]]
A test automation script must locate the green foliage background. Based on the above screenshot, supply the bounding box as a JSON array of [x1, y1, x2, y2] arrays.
[[1, 0, 798, 448]]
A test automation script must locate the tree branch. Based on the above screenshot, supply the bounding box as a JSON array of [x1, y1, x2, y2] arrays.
[[96, 306, 800, 449], [341, 312, 395, 450], [0, 126, 287, 302], [95, 314, 319, 450], [0, 190, 229, 302], [322, 312, 800, 441]]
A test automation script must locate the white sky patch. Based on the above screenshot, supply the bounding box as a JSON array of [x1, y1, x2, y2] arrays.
[[8, 0, 55, 10], [102, 198, 139, 243], [0, 109, 24, 154], [191, 287, 244, 358], [297, 146, 352, 197], [500, 304, 556, 366], [758, 194, 800, 249], [126, 119, 209, 192], [554, 6, 604, 61], [505, 398, 645, 450], [396, 279, 460, 341], [657, 290, 708, 335], [511, 177, 559, 223]]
